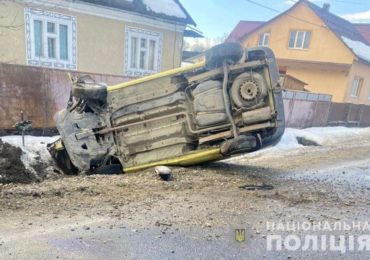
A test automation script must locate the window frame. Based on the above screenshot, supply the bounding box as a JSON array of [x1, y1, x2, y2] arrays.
[[350, 77, 363, 98], [24, 8, 77, 70], [288, 30, 311, 50], [258, 32, 270, 47], [124, 26, 162, 77]]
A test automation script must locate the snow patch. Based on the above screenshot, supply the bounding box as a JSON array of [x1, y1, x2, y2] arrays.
[[142, 0, 187, 18], [228, 127, 370, 161], [1, 136, 59, 175], [341, 36, 370, 63], [277, 127, 369, 149]]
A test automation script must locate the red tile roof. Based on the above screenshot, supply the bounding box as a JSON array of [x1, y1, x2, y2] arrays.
[[225, 21, 264, 42], [354, 24, 370, 45]]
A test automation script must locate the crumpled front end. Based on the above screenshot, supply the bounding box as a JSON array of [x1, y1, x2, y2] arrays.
[[49, 76, 117, 174]]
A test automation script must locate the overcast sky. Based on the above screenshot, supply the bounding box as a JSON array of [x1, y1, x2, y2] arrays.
[[181, 0, 370, 39]]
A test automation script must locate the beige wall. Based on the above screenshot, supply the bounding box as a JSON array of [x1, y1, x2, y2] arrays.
[[0, 1, 183, 76], [344, 61, 370, 105], [0, 1, 27, 65]]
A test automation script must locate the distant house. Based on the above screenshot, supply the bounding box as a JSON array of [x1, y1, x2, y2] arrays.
[[227, 0, 370, 105], [0, 0, 197, 77]]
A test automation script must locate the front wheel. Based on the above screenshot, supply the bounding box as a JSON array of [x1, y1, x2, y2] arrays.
[[47, 140, 78, 175], [90, 164, 123, 175]]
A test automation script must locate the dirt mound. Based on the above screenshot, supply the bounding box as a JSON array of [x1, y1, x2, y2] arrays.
[[0, 139, 39, 184]]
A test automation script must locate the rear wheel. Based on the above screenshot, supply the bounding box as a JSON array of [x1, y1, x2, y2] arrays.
[[205, 42, 244, 69]]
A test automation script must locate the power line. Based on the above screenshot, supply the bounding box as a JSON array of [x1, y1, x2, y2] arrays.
[[286, 0, 370, 7], [242, 0, 327, 28]]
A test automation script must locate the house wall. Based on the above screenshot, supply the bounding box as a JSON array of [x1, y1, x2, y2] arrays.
[[344, 61, 370, 105], [240, 2, 359, 102], [0, 1, 183, 76], [241, 2, 355, 65], [0, 1, 27, 65], [285, 66, 348, 102]]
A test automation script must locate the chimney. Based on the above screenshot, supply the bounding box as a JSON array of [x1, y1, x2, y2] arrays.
[[322, 3, 330, 12]]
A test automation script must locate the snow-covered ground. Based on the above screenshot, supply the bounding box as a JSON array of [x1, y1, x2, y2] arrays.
[[1, 135, 59, 174], [276, 126, 370, 148], [228, 126, 370, 161]]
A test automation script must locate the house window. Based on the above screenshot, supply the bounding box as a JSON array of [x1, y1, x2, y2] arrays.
[[125, 27, 162, 76], [24, 8, 77, 70], [350, 77, 363, 98], [258, 32, 270, 47], [288, 30, 311, 49]]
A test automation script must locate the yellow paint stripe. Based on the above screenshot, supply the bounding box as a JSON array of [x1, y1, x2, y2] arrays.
[[124, 148, 223, 173], [108, 61, 205, 92]]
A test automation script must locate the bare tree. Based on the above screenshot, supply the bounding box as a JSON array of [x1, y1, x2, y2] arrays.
[[183, 33, 229, 52]]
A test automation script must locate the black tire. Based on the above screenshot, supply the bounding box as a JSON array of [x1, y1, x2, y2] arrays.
[[205, 42, 244, 69], [72, 75, 107, 101], [91, 164, 122, 175]]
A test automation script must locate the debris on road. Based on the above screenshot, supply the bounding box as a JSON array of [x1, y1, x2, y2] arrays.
[[155, 166, 172, 181], [239, 183, 274, 190]]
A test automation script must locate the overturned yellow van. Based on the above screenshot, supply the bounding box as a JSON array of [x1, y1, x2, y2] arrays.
[[48, 43, 285, 174]]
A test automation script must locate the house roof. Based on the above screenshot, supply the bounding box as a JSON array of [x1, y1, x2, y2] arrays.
[[78, 0, 196, 26], [304, 0, 367, 44], [183, 26, 204, 38], [354, 24, 370, 45], [227, 0, 370, 63], [225, 21, 263, 42]]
